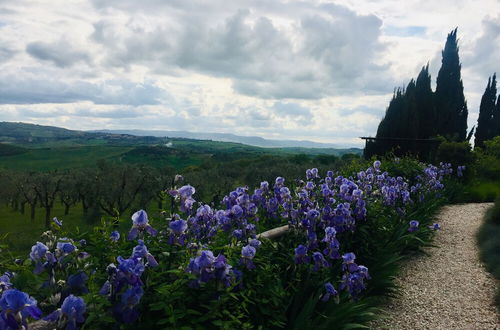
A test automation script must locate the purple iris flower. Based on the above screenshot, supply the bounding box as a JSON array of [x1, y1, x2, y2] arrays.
[[29, 242, 55, 274], [408, 220, 419, 232], [30, 242, 48, 262], [45, 295, 86, 330], [260, 181, 269, 190], [169, 219, 188, 234], [342, 252, 359, 272], [110, 231, 120, 242], [231, 204, 243, 217], [373, 160, 381, 170], [321, 282, 338, 302], [57, 242, 76, 254], [178, 185, 195, 198], [67, 271, 89, 294], [233, 229, 244, 239], [132, 240, 158, 267], [0, 289, 42, 329], [240, 245, 256, 270], [128, 210, 158, 240], [117, 256, 145, 286], [249, 239, 261, 249], [294, 245, 309, 264], [312, 252, 329, 271]]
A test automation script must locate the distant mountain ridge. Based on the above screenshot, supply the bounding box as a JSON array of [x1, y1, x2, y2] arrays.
[[0, 122, 362, 154], [93, 129, 348, 149]]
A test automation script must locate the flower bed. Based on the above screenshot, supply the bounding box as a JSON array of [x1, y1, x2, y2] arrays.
[[0, 160, 460, 329]]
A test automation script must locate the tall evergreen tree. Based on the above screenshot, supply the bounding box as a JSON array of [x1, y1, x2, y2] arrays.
[[493, 94, 500, 137], [415, 64, 436, 138], [475, 74, 497, 148], [434, 28, 468, 141]]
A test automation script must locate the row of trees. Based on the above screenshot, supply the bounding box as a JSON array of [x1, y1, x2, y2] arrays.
[[0, 163, 175, 228], [475, 74, 500, 148], [365, 29, 471, 159], [0, 154, 351, 228]]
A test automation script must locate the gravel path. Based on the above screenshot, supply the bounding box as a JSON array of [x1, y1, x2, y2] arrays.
[[371, 203, 499, 330]]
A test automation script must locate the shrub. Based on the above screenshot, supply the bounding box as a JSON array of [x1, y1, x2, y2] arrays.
[[436, 140, 475, 169]]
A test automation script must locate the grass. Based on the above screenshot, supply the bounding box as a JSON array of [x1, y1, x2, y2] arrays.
[[467, 181, 500, 202], [0, 200, 168, 257], [0, 145, 133, 171], [0, 203, 95, 257], [476, 197, 500, 310]]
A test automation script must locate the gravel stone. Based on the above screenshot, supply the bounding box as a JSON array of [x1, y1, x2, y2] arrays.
[[371, 203, 499, 330]]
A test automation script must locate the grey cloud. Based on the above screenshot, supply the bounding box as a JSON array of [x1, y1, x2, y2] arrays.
[[16, 107, 146, 119], [0, 76, 168, 106], [26, 39, 92, 68], [89, 3, 391, 99]]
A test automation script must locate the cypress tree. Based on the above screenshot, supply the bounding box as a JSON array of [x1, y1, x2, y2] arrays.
[[475, 74, 497, 148], [415, 64, 435, 138], [493, 94, 500, 137], [435, 28, 468, 141]]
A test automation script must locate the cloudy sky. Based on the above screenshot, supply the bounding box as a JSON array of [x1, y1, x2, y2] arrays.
[[0, 0, 499, 147]]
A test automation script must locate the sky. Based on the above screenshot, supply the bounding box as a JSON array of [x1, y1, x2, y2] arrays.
[[0, 0, 499, 147]]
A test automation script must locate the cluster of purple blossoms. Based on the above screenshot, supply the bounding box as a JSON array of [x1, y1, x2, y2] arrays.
[[128, 210, 158, 240], [240, 239, 261, 270], [99, 239, 157, 324], [457, 165, 466, 177], [294, 245, 310, 264], [186, 250, 236, 288], [30, 241, 56, 275], [168, 215, 189, 245], [339, 253, 371, 300], [169, 185, 197, 214], [322, 227, 340, 260], [321, 282, 338, 302]]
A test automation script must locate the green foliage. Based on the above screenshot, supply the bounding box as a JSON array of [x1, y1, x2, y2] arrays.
[[0, 143, 27, 156], [436, 140, 474, 168], [477, 197, 500, 310]]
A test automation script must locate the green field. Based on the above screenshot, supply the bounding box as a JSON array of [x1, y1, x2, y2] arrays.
[[0, 145, 134, 171]]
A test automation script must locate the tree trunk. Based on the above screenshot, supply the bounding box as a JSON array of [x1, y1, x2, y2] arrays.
[[64, 204, 70, 215], [45, 207, 52, 229], [20, 202, 26, 215]]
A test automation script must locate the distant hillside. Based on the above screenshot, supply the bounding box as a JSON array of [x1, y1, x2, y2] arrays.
[[0, 122, 87, 142], [0, 122, 362, 155], [93, 129, 351, 149]]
